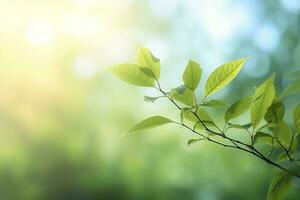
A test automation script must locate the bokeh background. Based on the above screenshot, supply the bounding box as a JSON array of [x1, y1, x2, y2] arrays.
[[1, 0, 300, 199]]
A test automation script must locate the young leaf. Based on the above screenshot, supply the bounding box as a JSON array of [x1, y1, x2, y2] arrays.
[[280, 79, 300, 99], [267, 172, 292, 200], [183, 60, 202, 91], [144, 95, 164, 103], [225, 96, 252, 122], [203, 99, 227, 107], [283, 70, 300, 80], [137, 47, 160, 80], [109, 63, 155, 87], [169, 85, 195, 106], [251, 74, 276, 129], [227, 122, 252, 130], [205, 58, 247, 97], [187, 138, 205, 146], [127, 116, 173, 134], [293, 102, 300, 134]]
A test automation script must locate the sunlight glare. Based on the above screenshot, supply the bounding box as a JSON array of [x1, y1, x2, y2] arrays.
[[60, 13, 101, 40], [26, 19, 54, 47]]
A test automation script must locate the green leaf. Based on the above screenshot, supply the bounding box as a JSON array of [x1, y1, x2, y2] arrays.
[[181, 108, 214, 128], [204, 58, 247, 97], [194, 108, 215, 128], [264, 100, 290, 144], [257, 123, 278, 132], [276, 152, 289, 163], [277, 139, 298, 162], [180, 107, 191, 123], [254, 131, 274, 145], [180, 108, 196, 123], [169, 85, 195, 106], [290, 138, 298, 155], [187, 138, 205, 145], [127, 116, 173, 134], [265, 99, 285, 124], [284, 70, 300, 80], [137, 47, 160, 80], [267, 172, 292, 200], [183, 60, 202, 91], [203, 99, 227, 107], [251, 74, 276, 129], [197, 108, 214, 124], [225, 96, 252, 122], [280, 79, 300, 99], [227, 122, 252, 130], [276, 121, 292, 148], [144, 95, 164, 103], [293, 102, 300, 134], [109, 63, 155, 87], [139, 67, 156, 79]]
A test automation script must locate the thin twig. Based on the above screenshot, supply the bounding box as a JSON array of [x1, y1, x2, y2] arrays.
[[156, 84, 300, 178]]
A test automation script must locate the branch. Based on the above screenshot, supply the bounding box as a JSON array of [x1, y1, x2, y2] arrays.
[[156, 83, 300, 178], [277, 139, 293, 161]]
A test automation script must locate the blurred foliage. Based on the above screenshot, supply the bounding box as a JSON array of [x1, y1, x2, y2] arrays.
[[0, 0, 300, 199]]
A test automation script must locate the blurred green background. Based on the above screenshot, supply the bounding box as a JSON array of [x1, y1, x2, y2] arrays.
[[1, 0, 300, 199]]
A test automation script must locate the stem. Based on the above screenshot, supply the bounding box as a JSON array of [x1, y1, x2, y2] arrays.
[[288, 136, 294, 153], [277, 139, 293, 161], [156, 84, 300, 178]]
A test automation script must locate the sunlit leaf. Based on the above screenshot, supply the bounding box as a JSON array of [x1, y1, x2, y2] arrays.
[[187, 138, 205, 145], [137, 47, 160, 80], [204, 58, 247, 97], [267, 172, 292, 200], [293, 102, 300, 134], [257, 123, 278, 132], [139, 67, 156, 79], [251, 74, 276, 128], [169, 85, 195, 106], [127, 116, 173, 134], [225, 96, 252, 122], [280, 80, 300, 99], [203, 99, 227, 107], [183, 60, 202, 91], [109, 63, 155, 87], [284, 70, 300, 81]]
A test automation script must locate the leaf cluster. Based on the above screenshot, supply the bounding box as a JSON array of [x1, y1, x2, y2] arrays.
[[109, 47, 300, 200]]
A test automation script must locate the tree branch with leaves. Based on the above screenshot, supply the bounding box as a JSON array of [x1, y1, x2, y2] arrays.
[[108, 47, 300, 200]]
